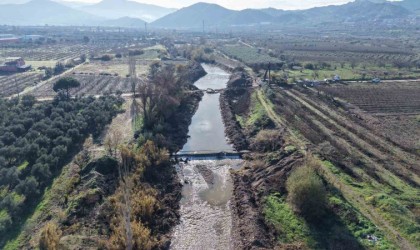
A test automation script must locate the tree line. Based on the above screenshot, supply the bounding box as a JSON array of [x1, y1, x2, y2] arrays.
[[0, 94, 123, 237]]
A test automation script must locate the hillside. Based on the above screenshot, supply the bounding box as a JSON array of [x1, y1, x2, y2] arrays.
[[0, 0, 103, 26], [152, 0, 415, 30], [100, 16, 147, 27], [393, 0, 420, 11], [151, 2, 234, 29], [80, 0, 176, 22]]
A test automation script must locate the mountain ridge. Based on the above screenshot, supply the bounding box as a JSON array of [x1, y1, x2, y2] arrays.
[[80, 0, 176, 22], [0, 0, 104, 26], [0, 0, 417, 28], [151, 0, 417, 29]]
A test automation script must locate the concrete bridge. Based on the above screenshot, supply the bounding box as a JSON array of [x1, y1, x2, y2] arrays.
[[173, 150, 249, 160]]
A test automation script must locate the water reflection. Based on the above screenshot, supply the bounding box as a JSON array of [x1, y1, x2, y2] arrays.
[[180, 64, 233, 153]]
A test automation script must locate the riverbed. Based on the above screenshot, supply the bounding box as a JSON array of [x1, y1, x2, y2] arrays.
[[171, 64, 241, 250]]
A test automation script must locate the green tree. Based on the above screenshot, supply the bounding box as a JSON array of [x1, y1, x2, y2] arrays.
[[287, 161, 326, 222], [83, 36, 90, 43], [53, 77, 80, 98], [53, 62, 65, 75], [21, 95, 36, 108]]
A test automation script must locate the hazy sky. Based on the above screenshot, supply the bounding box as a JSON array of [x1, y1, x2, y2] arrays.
[[61, 0, 356, 10]]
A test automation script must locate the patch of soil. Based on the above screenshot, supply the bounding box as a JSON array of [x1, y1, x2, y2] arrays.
[[147, 164, 183, 247], [196, 164, 215, 185], [231, 150, 304, 249]]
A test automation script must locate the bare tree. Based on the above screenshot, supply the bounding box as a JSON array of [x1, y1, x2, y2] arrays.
[[104, 129, 122, 157], [129, 56, 137, 96], [137, 63, 181, 130]]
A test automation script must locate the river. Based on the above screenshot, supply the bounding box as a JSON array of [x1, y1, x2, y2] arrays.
[[171, 64, 242, 250]]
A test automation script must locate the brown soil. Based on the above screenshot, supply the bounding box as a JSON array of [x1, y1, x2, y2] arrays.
[[220, 89, 250, 151], [231, 150, 304, 249], [196, 164, 215, 185]]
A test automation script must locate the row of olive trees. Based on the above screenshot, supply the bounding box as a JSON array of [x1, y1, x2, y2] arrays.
[[0, 93, 123, 239]]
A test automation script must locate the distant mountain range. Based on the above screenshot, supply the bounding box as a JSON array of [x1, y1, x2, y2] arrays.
[[0, 0, 104, 26], [152, 0, 418, 29], [80, 0, 175, 22], [0, 0, 418, 28]]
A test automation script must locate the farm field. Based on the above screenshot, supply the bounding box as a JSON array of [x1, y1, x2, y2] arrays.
[[319, 81, 420, 115], [31, 74, 133, 97], [255, 84, 420, 248], [318, 81, 420, 150], [25, 60, 58, 69], [280, 63, 420, 82], [0, 72, 43, 97], [0, 44, 95, 61], [247, 35, 420, 82], [74, 59, 150, 77], [221, 44, 282, 66]]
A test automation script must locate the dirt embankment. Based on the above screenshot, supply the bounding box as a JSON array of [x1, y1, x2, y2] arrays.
[[227, 70, 253, 88], [219, 69, 254, 151], [179, 61, 207, 83], [220, 89, 249, 151], [219, 73, 304, 248]]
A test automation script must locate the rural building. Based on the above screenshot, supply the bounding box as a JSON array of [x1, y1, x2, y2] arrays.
[[21, 35, 44, 42], [0, 34, 19, 44], [0, 57, 31, 73]]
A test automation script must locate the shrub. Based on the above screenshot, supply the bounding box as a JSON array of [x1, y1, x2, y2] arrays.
[[100, 55, 113, 61], [53, 62, 65, 75], [251, 129, 284, 152], [286, 162, 326, 222], [128, 50, 144, 56], [304, 63, 315, 70], [39, 221, 62, 250], [0, 209, 12, 233]]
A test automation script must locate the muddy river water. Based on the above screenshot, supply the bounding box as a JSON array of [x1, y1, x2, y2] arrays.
[[171, 64, 242, 249]]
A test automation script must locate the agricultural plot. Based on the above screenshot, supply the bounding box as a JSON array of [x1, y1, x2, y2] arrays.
[[281, 50, 417, 66], [31, 74, 133, 97], [250, 35, 420, 80], [74, 59, 149, 77], [318, 81, 420, 150], [0, 72, 43, 97], [281, 63, 420, 82], [0, 44, 93, 61], [260, 86, 420, 248], [319, 81, 420, 115], [221, 45, 282, 66]]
